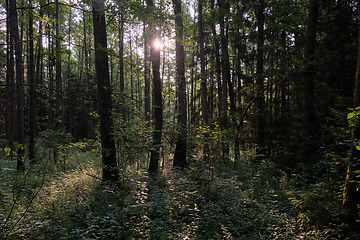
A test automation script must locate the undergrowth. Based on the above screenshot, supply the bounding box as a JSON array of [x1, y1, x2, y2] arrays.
[[0, 145, 359, 239]]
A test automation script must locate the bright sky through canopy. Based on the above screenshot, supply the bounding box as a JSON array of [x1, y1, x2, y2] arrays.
[[153, 39, 162, 49]]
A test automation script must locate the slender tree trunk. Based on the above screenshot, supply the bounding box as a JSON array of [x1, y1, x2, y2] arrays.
[[130, 33, 134, 119], [198, 0, 209, 162], [6, 0, 15, 150], [144, 22, 151, 123], [302, 0, 319, 162], [66, 10, 72, 134], [9, 0, 25, 172], [92, 0, 119, 181], [173, 0, 187, 168], [219, 0, 230, 160], [147, 0, 163, 174], [47, 0, 54, 129], [342, 1, 360, 222], [29, 0, 36, 161], [255, 0, 265, 149], [55, 0, 62, 128], [304, 0, 319, 133], [118, 15, 127, 120]]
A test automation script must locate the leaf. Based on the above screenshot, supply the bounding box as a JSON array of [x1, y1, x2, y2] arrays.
[[356, 145, 360, 151], [347, 112, 354, 120]]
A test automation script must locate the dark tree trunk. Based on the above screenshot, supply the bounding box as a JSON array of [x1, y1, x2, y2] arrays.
[[92, 0, 119, 181], [210, 0, 222, 130], [55, 0, 62, 128], [342, 1, 360, 222], [47, 0, 54, 130], [144, 22, 151, 123], [147, 0, 163, 174], [118, 15, 127, 121], [6, 0, 15, 150], [84, 11, 91, 138], [304, 0, 319, 133], [9, 0, 25, 172], [198, 0, 210, 162], [173, 0, 187, 169], [29, 0, 36, 162], [219, 0, 230, 160], [255, 0, 265, 148], [302, 0, 319, 162]]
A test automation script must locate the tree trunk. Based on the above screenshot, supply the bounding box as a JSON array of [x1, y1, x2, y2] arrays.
[[9, 0, 25, 172], [304, 0, 319, 133], [147, 0, 163, 174], [198, 0, 210, 162], [29, 0, 36, 162], [5, 0, 15, 150], [219, 0, 230, 160], [92, 0, 119, 181], [173, 0, 187, 169], [342, 1, 360, 222], [118, 14, 127, 121], [55, 0, 62, 128], [144, 22, 151, 123], [255, 0, 265, 149]]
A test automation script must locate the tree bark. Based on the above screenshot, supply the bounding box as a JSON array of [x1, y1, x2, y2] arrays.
[[55, 0, 62, 128], [92, 0, 119, 181], [144, 21, 151, 123], [29, 0, 36, 162], [342, 0, 360, 222], [173, 0, 187, 169], [304, 0, 319, 133], [255, 0, 265, 148], [118, 14, 127, 121], [147, 0, 163, 174], [9, 0, 25, 172], [219, 0, 230, 160], [5, 0, 15, 150], [198, 0, 210, 162]]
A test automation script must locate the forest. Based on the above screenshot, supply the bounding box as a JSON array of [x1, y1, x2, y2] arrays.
[[0, 0, 360, 239]]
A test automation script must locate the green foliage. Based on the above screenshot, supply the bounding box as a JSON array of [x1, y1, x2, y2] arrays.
[[347, 106, 360, 128]]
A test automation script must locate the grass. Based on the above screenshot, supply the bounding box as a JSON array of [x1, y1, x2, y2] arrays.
[[0, 146, 358, 239]]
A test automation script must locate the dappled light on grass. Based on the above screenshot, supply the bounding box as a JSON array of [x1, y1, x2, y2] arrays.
[[0, 148, 353, 239]]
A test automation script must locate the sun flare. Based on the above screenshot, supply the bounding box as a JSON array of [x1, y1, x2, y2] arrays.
[[153, 39, 162, 49]]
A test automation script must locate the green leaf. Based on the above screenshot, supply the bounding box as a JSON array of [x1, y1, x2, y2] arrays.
[[347, 112, 354, 119], [4, 147, 11, 156], [356, 145, 360, 151]]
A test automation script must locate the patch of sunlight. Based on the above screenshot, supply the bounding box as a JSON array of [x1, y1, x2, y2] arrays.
[[35, 162, 101, 213]]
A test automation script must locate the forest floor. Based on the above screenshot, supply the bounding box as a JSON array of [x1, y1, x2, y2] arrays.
[[0, 148, 358, 239]]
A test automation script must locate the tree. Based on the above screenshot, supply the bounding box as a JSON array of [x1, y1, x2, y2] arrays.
[[173, 0, 187, 169], [255, 0, 265, 148], [144, 21, 151, 123], [147, 0, 163, 174], [218, 0, 230, 160], [92, 0, 119, 181], [29, 0, 36, 162], [9, 0, 25, 172], [342, 0, 360, 221], [198, 0, 209, 162], [303, 0, 319, 134], [55, 0, 62, 128]]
